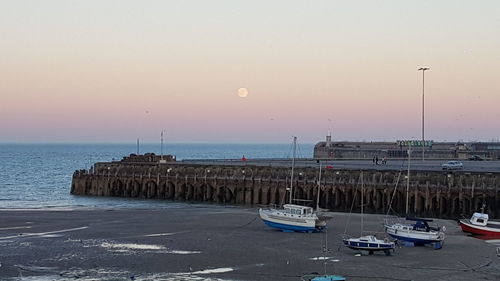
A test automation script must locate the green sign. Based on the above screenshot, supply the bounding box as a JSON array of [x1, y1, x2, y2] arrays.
[[397, 140, 433, 147]]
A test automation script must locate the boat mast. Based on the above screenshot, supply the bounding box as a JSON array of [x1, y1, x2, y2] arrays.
[[406, 143, 411, 215], [289, 136, 297, 205], [361, 172, 364, 236], [323, 226, 328, 276], [316, 159, 322, 210]]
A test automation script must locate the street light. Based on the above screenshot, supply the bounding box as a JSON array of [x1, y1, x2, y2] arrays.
[[418, 67, 430, 161]]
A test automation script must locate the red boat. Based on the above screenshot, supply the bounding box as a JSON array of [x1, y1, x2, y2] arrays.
[[459, 212, 500, 237]]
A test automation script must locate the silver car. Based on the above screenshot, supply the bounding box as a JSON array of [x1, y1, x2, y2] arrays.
[[441, 161, 464, 170]]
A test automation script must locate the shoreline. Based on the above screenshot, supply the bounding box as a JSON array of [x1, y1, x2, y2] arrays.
[[1, 207, 499, 281]]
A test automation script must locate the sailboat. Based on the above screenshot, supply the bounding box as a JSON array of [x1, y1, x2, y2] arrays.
[[384, 144, 445, 249], [259, 137, 327, 233], [342, 172, 395, 255]]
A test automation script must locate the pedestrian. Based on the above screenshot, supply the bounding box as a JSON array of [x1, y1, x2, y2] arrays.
[[375, 156, 379, 165], [383, 156, 387, 165], [372, 156, 376, 165]]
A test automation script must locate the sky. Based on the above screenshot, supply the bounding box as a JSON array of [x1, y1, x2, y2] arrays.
[[1, 0, 500, 143]]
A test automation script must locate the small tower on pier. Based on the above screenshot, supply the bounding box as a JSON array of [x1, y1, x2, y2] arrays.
[[326, 131, 332, 147]]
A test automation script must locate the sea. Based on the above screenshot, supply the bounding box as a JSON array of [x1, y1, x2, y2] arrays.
[[0, 143, 313, 209]]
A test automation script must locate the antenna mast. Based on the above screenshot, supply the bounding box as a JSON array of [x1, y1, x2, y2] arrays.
[[289, 136, 297, 204]]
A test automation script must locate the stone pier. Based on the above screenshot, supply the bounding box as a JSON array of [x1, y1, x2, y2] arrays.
[[71, 159, 500, 219]]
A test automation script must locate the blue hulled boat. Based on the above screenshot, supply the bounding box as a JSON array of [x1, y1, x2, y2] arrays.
[[342, 172, 395, 255], [385, 217, 445, 248], [342, 235, 395, 254]]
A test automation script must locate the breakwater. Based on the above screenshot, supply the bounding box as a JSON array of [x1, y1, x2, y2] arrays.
[[71, 158, 500, 219]]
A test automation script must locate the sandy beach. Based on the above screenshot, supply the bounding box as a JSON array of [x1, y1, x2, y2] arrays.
[[1, 205, 499, 281]]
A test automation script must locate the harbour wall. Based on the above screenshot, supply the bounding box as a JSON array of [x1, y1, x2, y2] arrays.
[[71, 162, 500, 219]]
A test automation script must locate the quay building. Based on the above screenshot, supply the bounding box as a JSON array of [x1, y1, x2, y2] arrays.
[[314, 134, 500, 160]]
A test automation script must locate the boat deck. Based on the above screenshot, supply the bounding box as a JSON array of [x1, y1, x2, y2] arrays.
[[486, 222, 500, 229]]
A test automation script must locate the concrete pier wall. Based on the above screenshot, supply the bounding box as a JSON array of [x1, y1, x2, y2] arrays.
[[71, 162, 500, 219]]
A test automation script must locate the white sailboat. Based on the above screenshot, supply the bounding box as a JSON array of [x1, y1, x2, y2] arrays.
[[343, 172, 395, 255], [259, 137, 327, 232], [384, 144, 445, 249]]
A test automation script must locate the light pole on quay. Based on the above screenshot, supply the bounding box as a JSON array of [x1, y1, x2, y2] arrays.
[[418, 67, 430, 161]]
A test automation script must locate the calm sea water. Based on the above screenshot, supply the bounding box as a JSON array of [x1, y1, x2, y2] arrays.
[[0, 143, 313, 209]]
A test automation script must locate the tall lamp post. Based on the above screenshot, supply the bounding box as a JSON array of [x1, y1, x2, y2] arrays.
[[418, 67, 430, 161]]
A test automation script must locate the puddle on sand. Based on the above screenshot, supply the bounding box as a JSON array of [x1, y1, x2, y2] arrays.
[[0, 226, 32, 230], [38, 234, 63, 238], [101, 242, 166, 250], [166, 250, 201, 254], [0, 226, 88, 240], [484, 239, 500, 245], [6, 267, 236, 281], [144, 232, 177, 237], [309, 257, 340, 261], [191, 267, 234, 274], [98, 241, 201, 254]]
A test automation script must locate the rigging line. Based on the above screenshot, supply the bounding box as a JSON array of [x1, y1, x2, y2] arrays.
[[343, 171, 362, 236], [296, 139, 304, 159], [386, 170, 403, 217], [282, 137, 296, 205], [385, 156, 408, 218], [285, 138, 295, 158], [279, 186, 287, 206], [235, 215, 259, 228], [392, 259, 492, 272]]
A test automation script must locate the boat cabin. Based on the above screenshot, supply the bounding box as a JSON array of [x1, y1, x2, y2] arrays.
[[283, 204, 314, 215], [470, 212, 489, 226], [359, 235, 379, 242], [406, 217, 441, 232]]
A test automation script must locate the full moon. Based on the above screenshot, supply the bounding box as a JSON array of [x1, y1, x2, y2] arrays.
[[238, 88, 248, 98]]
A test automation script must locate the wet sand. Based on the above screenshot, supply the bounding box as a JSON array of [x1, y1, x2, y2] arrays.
[[0, 206, 499, 281]]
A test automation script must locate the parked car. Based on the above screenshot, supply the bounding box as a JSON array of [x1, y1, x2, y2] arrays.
[[468, 155, 484, 161], [441, 161, 464, 170]]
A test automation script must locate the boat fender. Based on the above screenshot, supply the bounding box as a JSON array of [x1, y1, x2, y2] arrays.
[[442, 226, 446, 232]]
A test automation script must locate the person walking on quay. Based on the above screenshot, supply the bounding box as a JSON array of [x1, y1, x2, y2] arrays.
[[375, 156, 379, 165], [382, 156, 387, 165], [373, 156, 376, 165]]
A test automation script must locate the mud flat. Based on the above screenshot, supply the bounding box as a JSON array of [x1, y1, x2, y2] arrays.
[[0, 205, 499, 281]]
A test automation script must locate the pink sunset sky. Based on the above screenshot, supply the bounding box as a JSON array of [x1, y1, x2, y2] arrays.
[[1, 0, 499, 143]]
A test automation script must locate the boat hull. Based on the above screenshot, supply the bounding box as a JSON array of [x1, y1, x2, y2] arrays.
[[386, 228, 443, 245], [459, 220, 500, 237], [387, 233, 440, 245], [262, 219, 319, 232], [342, 238, 394, 251]]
